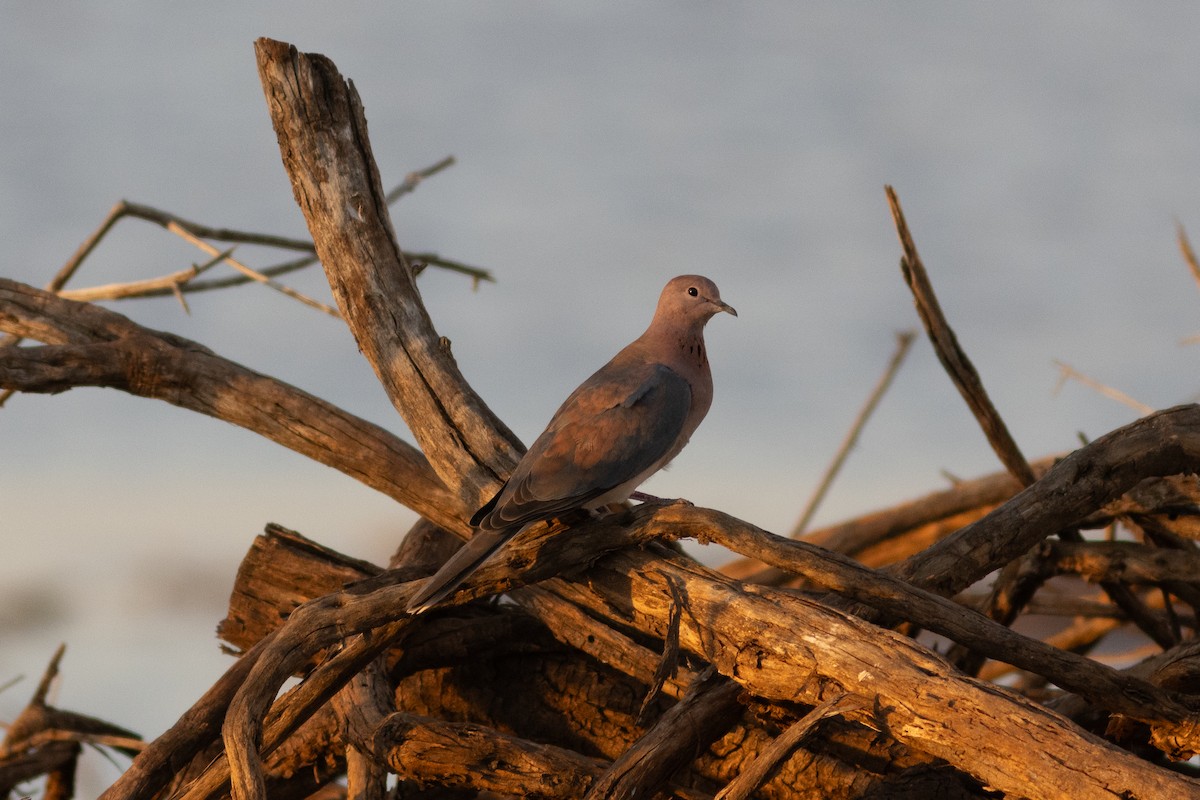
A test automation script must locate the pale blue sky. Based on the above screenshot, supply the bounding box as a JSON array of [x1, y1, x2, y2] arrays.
[[3, 3, 1200, 792]]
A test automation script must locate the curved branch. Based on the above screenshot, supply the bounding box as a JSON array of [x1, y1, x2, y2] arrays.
[[722, 454, 1061, 582], [188, 496, 1200, 800], [893, 404, 1200, 596], [1041, 539, 1200, 585], [570, 544, 1200, 799], [372, 713, 603, 796], [670, 505, 1200, 731], [0, 278, 466, 536]]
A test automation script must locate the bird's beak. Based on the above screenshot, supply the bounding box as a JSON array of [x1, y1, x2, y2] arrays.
[[714, 299, 737, 317]]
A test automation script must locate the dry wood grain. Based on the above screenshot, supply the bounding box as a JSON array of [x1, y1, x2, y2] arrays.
[[254, 38, 521, 511], [8, 33, 1200, 800], [0, 278, 466, 536], [569, 547, 1200, 799], [373, 712, 607, 797], [214, 499, 1200, 799], [893, 404, 1200, 598], [582, 669, 744, 800], [886, 185, 1036, 488], [216, 525, 991, 798]]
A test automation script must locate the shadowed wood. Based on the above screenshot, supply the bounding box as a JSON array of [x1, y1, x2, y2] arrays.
[[8, 33, 1200, 800]]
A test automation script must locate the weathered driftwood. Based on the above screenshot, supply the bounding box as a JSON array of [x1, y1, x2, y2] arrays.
[[212, 525, 990, 799], [0, 278, 462, 535], [722, 454, 1061, 580], [5, 34, 1200, 800], [0, 646, 142, 799], [255, 37, 522, 512]]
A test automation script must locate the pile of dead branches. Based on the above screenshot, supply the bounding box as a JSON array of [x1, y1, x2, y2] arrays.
[[5, 37, 1200, 800]]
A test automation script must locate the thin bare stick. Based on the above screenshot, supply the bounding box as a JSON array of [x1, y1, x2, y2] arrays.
[[0, 203, 125, 356], [0, 159, 476, 407], [169, 280, 190, 314], [384, 155, 456, 203], [50, 203, 127, 291], [979, 615, 1122, 682], [57, 247, 233, 304], [56, 249, 487, 306], [714, 693, 865, 800], [25, 157, 472, 310], [1053, 360, 1154, 415], [1177, 223, 1200, 345], [791, 330, 915, 537], [886, 185, 1036, 487], [165, 222, 342, 318], [413, 252, 495, 288], [1181, 222, 1200, 291], [31, 645, 65, 706]]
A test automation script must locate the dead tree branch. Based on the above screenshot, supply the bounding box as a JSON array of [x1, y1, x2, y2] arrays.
[[0, 278, 464, 535], [886, 185, 1036, 488], [9, 35, 1200, 800], [790, 330, 916, 537], [891, 404, 1200, 597], [253, 38, 520, 512]]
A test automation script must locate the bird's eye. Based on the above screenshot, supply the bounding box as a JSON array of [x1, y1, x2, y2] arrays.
[[687, 287, 698, 297]]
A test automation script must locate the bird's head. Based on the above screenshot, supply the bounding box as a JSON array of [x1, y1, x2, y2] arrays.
[[656, 275, 737, 326]]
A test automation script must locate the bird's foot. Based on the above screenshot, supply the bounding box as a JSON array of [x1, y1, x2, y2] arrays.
[[630, 491, 693, 507]]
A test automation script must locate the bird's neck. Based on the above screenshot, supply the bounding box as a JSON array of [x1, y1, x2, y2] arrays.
[[642, 324, 709, 374], [677, 329, 709, 372]]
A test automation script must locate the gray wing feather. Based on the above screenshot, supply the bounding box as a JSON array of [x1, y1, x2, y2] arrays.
[[410, 363, 690, 614], [476, 362, 691, 531], [405, 528, 512, 613]]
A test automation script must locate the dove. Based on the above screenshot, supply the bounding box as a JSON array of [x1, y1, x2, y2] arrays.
[[406, 274, 735, 614]]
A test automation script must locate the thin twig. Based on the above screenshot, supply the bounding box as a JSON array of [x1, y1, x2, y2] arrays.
[[885, 185, 1036, 488], [32, 644, 66, 706], [791, 330, 915, 537], [22, 157, 475, 309], [68, 253, 320, 303], [638, 574, 685, 722], [714, 693, 865, 800], [1180, 222, 1200, 291], [414, 252, 494, 288], [0, 201, 127, 350], [57, 247, 234, 304], [165, 222, 342, 318], [1053, 360, 1154, 415], [51, 203, 127, 291], [384, 155, 457, 203], [56, 250, 488, 305], [120, 200, 317, 252], [1176, 223, 1200, 345], [1, 158, 478, 406]]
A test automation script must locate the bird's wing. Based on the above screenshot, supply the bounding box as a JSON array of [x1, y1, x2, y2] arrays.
[[405, 527, 513, 614], [475, 361, 691, 531]]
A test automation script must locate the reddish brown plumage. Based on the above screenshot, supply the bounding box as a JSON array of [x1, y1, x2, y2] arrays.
[[407, 275, 734, 613]]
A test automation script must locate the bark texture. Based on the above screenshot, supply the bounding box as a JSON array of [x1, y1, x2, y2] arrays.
[[3, 36, 1200, 800]]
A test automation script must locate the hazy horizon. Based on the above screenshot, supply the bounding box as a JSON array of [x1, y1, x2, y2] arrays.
[[3, 4, 1200, 793]]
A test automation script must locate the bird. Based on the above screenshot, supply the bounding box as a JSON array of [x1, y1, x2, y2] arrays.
[[406, 274, 736, 614]]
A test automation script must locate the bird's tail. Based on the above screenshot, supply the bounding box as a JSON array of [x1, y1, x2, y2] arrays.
[[405, 527, 515, 614]]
